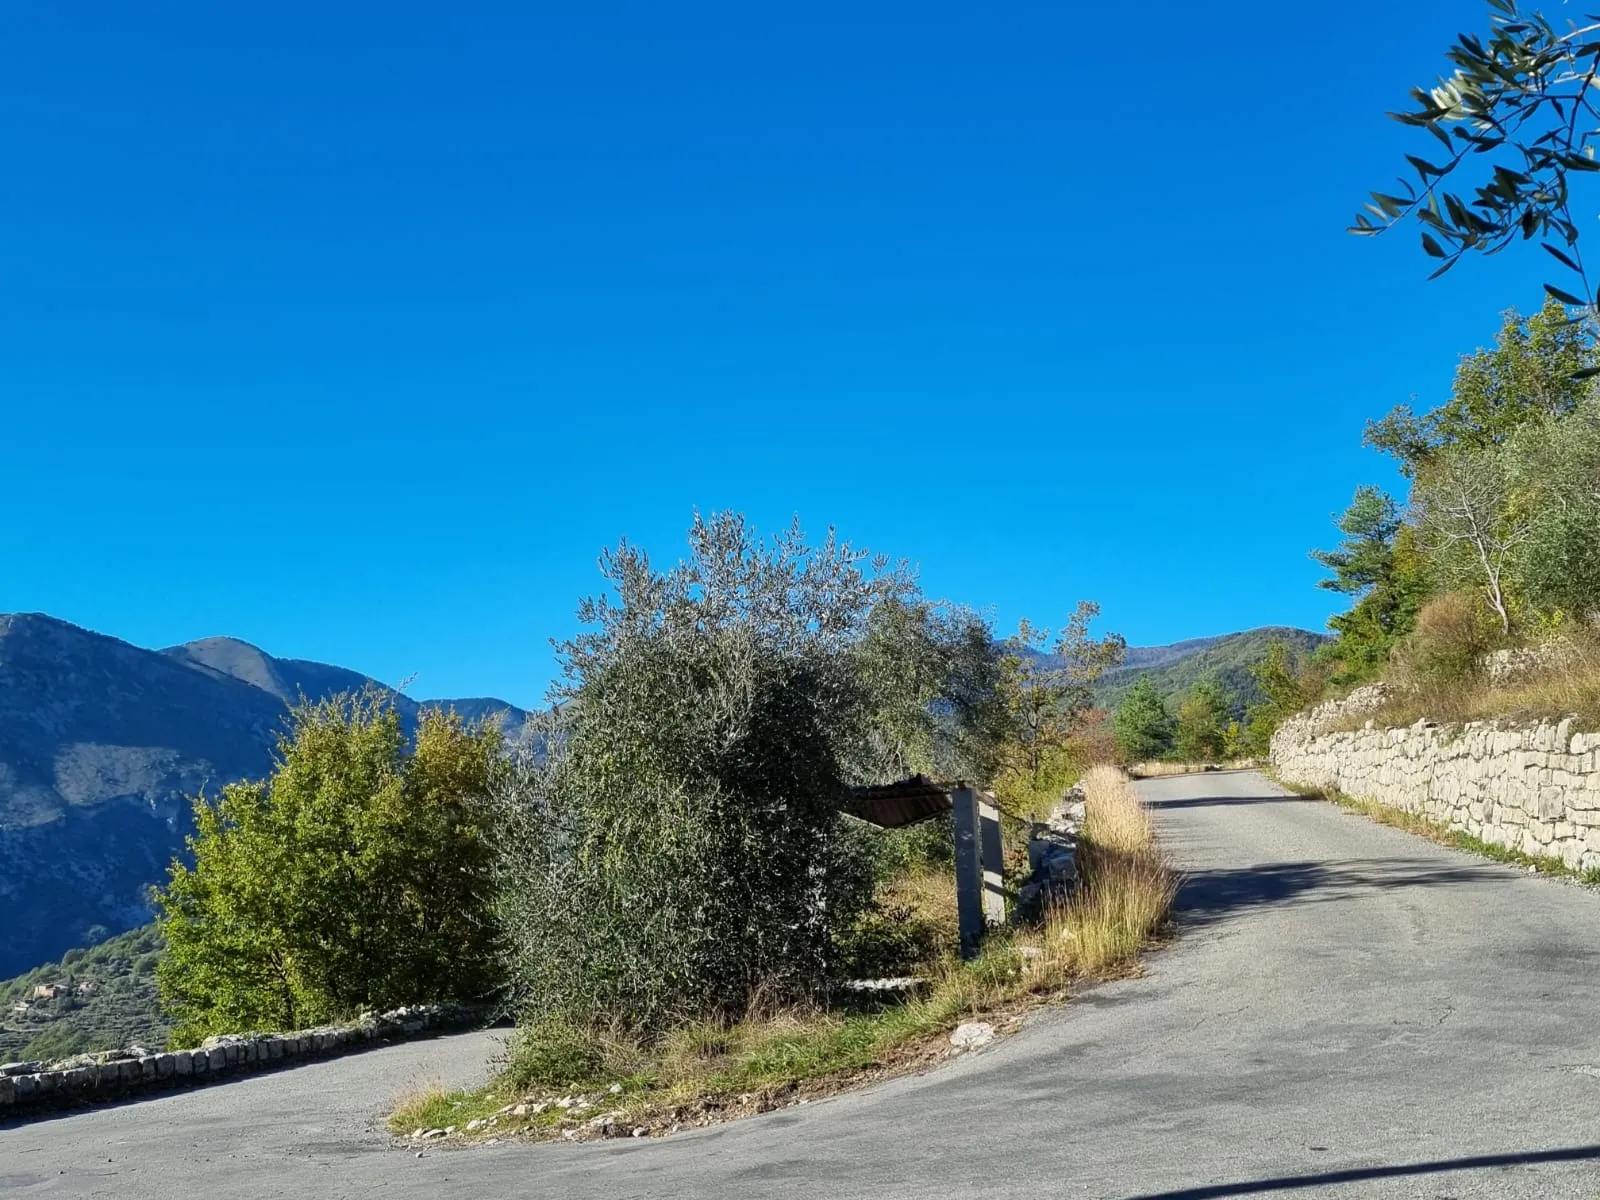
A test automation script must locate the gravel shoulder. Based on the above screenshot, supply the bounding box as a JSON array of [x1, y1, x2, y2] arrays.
[[8, 769, 1600, 1198]]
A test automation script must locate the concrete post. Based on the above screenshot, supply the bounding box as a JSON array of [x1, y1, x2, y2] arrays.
[[979, 793, 1006, 928], [953, 786, 1006, 959]]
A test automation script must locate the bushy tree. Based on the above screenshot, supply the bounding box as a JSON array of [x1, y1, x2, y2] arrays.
[[493, 514, 909, 1033], [1508, 397, 1600, 621], [1174, 679, 1231, 762], [853, 597, 1011, 783], [1366, 301, 1592, 471], [1112, 677, 1174, 762], [997, 604, 1125, 787], [1239, 639, 1311, 755], [1396, 592, 1497, 689], [157, 695, 502, 1045], [1313, 487, 1431, 679]]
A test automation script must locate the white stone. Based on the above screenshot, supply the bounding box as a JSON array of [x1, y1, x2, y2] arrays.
[[950, 1022, 996, 1049]]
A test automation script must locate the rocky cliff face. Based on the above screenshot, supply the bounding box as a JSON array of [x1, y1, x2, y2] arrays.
[[0, 614, 530, 977]]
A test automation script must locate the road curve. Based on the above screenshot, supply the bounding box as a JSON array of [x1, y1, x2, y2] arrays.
[[7, 769, 1600, 1198]]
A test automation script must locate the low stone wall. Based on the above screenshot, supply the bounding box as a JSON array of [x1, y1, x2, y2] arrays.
[[1271, 688, 1600, 870], [0, 1004, 481, 1118]]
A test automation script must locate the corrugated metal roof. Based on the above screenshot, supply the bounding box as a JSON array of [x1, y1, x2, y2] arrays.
[[846, 775, 955, 829]]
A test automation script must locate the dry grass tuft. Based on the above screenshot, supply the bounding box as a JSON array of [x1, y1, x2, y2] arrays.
[[1063, 767, 1176, 973], [1127, 760, 1253, 779], [1079, 765, 1156, 853], [1369, 630, 1600, 731]]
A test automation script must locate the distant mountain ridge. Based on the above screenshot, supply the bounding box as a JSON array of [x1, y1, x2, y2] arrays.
[[0, 613, 531, 978], [1090, 626, 1328, 718]]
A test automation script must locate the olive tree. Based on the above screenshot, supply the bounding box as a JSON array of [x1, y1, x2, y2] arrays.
[[1509, 397, 1600, 619], [493, 514, 919, 1032], [1354, 0, 1600, 319]]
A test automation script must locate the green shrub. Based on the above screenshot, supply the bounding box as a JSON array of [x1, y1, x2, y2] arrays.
[[1400, 592, 1495, 689], [503, 1018, 621, 1090], [157, 694, 503, 1045]]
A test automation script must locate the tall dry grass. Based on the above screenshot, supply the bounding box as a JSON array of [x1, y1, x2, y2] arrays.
[[1061, 766, 1176, 974], [1373, 626, 1600, 730]]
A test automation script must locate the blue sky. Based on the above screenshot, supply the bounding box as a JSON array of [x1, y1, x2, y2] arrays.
[[1, 1, 1564, 708]]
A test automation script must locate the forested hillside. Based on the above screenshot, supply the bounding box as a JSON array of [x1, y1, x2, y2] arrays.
[[1092, 627, 1327, 718], [0, 925, 168, 1061]]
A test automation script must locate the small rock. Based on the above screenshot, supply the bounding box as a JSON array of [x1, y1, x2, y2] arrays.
[[466, 1119, 483, 1132], [950, 1022, 995, 1050], [609, 1082, 623, 1095], [422, 1128, 447, 1140], [443, 1125, 456, 1135], [510, 1103, 529, 1117], [410, 1128, 425, 1139], [631, 1126, 648, 1138]]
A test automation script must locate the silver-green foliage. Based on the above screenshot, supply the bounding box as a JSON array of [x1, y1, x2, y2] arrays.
[[493, 514, 978, 1032], [1353, 0, 1600, 315], [1509, 396, 1600, 619]]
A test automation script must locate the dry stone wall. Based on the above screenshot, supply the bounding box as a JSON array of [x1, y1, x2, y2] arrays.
[[0, 1004, 479, 1118], [1271, 686, 1600, 871]]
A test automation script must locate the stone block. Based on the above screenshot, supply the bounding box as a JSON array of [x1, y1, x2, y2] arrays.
[[0, 1076, 14, 1106], [174, 1051, 192, 1076]]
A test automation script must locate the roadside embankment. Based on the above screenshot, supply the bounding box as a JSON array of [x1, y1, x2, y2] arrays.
[[1271, 686, 1600, 872]]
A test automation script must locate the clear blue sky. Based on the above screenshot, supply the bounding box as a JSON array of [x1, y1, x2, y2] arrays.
[[0, 1, 1561, 709]]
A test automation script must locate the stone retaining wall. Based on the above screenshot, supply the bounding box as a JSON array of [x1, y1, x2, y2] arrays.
[[1271, 686, 1600, 870], [0, 1004, 481, 1118]]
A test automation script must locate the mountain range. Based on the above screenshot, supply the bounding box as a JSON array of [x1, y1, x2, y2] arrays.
[[0, 614, 1324, 983], [1090, 626, 1328, 717], [0, 613, 531, 978]]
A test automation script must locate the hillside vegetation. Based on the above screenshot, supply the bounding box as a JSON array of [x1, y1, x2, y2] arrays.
[[1250, 299, 1600, 739], [1092, 627, 1326, 718], [0, 925, 168, 1062]]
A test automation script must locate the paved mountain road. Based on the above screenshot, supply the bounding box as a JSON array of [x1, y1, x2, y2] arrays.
[[7, 769, 1600, 1198]]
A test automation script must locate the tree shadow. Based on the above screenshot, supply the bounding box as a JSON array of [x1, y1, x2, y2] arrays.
[[1174, 857, 1503, 930], [1121, 1144, 1600, 1198], [1145, 794, 1322, 811]]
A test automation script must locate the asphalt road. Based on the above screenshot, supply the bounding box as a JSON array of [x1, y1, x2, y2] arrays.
[[7, 768, 1600, 1198]]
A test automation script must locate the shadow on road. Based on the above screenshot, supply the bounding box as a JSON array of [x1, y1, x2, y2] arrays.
[[1145, 794, 1322, 811], [1174, 857, 1503, 930], [1120, 1144, 1600, 1198]]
